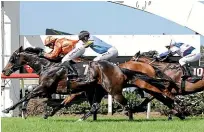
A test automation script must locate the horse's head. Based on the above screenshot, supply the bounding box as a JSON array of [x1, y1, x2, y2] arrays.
[[2, 46, 26, 76]]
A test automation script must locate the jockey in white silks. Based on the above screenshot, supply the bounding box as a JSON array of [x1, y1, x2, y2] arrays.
[[157, 39, 201, 79], [61, 31, 118, 77]]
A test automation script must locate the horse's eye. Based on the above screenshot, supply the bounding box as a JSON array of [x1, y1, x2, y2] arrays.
[[10, 57, 15, 63]]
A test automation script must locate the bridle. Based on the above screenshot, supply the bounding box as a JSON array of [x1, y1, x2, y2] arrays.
[[8, 51, 23, 73]]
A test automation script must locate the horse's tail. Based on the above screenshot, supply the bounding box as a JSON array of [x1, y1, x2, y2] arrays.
[[120, 68, 170, 89]]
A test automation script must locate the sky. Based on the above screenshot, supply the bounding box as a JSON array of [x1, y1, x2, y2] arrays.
[[20, 1, 204, 44]]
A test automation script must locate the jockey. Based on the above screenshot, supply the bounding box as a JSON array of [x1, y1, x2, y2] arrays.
[[43, 36, 79, 76], [158, 39, 201, 79], [61, 30, 118, 76]]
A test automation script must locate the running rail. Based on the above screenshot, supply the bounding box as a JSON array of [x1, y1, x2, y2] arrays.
[[1, 73, 39, 119], [1, 73, 39, 79]]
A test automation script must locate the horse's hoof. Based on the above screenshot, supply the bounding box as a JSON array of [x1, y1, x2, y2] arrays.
[[123, 110, 129, 116], [168, 116, 172, 120], [76, 119, 83, 122], [43, 115, 48, 119], [179, 116, 185, 120], [175, 113, 185, 120], [129, 117, 134, 121], [2, 109, 9, 114]]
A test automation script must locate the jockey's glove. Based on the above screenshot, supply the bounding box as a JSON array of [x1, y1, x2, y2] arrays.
[[38, 52, 45, 57]]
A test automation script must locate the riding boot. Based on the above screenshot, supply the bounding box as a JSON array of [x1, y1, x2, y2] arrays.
[[61, 61, 78, 77], [181, 64, 191, 80]]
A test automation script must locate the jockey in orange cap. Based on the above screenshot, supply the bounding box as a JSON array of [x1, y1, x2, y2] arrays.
[[43, 36, 79, 76]]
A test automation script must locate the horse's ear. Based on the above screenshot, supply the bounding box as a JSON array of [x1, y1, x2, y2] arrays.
[[153, 50, 158, 56], [19, 46, 24, 52], [135, 51, 140, 57]]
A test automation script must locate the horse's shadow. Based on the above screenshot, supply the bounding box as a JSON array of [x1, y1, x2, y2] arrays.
[[52, 116, 204, 123], [53, 118, 168, 123]]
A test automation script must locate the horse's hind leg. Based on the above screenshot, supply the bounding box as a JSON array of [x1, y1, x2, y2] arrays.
[[152, 92, 185, 120], [113, 93, 133, 120], [79, 103, 101, 121], [44, 103, 64, 119], [132, 95, 155, 113], [79, 88, 106, 121], [44, 93, 84, 119]]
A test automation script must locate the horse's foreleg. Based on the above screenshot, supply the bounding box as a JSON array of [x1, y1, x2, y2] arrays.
[[2, 85, 44, 114], [21, 101, 29, 119], [184, 81, 204, 93]]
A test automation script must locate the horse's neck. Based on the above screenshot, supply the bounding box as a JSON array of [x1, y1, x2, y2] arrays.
[[138, 57, 181, 77], [22, 53, 57, 73], [138, 57, 173, 71], [151, 60, 180, 72], [137, 56, 183, 87]]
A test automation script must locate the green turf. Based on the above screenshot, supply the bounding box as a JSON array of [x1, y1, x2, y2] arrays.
[[1, 115, 204, 132]]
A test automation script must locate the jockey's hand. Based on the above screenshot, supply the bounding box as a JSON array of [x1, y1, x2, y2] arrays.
[[153, 55, 160, 61], [80, 55, 86, 58], [38, 52, 45, 58]]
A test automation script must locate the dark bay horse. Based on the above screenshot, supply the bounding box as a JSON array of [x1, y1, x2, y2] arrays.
[[1, 46, 106, 120], [1, 46, 146, 121]]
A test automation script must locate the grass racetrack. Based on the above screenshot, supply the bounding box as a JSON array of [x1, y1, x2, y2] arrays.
[[2, 114, 204, 132]]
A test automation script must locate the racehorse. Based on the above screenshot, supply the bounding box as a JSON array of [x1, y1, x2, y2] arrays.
[[128, 50, 204, 118], [1, 46, 107, 120], [86, 60, 186, 120], [132, 50, 204, 95]]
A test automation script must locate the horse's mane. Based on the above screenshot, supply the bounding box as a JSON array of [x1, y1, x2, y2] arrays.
[[24, 47, 44, 54], [24, 47, 62, 63], [140, 50, 158, 58]]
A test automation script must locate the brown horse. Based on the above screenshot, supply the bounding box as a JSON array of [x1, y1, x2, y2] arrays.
[[132, 50, 204, 95], [86, 60, 185, 119], [119, 60, 178, 104]]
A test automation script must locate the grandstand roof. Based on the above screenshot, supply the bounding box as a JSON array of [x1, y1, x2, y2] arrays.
[[45, 28, 73, 35]]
